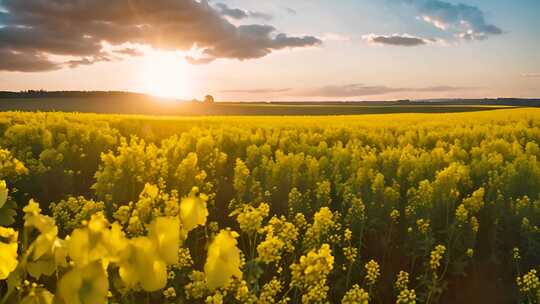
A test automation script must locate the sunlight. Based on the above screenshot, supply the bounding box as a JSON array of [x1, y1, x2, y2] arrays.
[[141, 51, 190, 99]]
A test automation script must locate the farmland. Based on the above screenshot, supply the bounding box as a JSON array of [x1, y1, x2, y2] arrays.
[[0, 108, 539, 303], [0, 96, 518, 116]]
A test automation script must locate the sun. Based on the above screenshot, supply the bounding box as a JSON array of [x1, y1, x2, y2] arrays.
[[141, 51, 190, 99]]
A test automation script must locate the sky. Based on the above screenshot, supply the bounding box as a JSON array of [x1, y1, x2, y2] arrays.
[[0, 0, 539, 101]]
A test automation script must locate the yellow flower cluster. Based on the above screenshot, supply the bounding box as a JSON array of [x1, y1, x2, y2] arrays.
[[416, 219, 430, 234], [0, 226, 18, 279], [257, 215, 299, 264], [396, 288, 417, 304], [344, 246, 358, 264], [257, 235, 285, 264], [430, 245, 446, 271], [259, 278, 283, 304], [234, 203, 270, 234], [305, 207, 339, 249], [204, 230, 243, 290], [513, 247, 521, 261], [344, 228, 352, 241], [462, 187, 485, 214], [0, 180, 8, 209], [185, 271, 207, 299], [466, 248, 474, 258], [455, 204, 469, 222], [390, 209, 400, 223], [395, 270, 410, 291], [517, 269, 540, 293], [163, 287, 177, 298], [341, 284, 369, 304], [470, 216, 479, 233], [291, 244, 334, 302], [261, 215, 299, 252], [365, 259, 380, 286]]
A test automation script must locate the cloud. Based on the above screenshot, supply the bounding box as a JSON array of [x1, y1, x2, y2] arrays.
[[185, 56, 216, 65], [114, 48, 144, 57], [363, 34, 432, 46], [0, 0, 320, 72], [402, 0, 503, 41], [220, 88, 292, 94], [300, 84, 473, 97], [215, 3, 272, 21], [221, 84, 473, 98], [0, 49, 60, 72], [522, 73, 540, 78], [284, 7, 297, 15]]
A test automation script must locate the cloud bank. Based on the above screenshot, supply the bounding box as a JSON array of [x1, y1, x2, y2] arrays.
[[221, 84, 474, 98], [215, 3, 273, 21], [403, 0, 503, 40], [363, 34, 433, 46], [0, 0, 321, 72]]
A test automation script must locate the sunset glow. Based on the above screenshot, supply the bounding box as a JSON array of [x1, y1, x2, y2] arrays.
[[140, 51, 190, 99]]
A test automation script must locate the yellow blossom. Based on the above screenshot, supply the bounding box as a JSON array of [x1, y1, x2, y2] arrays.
[[513, 247, 521, 261], [455, 204, 468, 222], [0, 226, 18, 279], [430, 245, 446, 271], [204, 230, 242, 290], [233, 203, 270, 234], [395, 271, 410, 291], [180, 192, 209, 232], [257, 235, 285, 264], [390, 209, 400, 223], [516, 269, 540, 293], [396, 288, 416, 304], [118, 236, 168, 291], [341, 284, 369, 304], [58, 262, 109, 304], [0, 180, 8, 208], [365, 259, 380, 286], [149, 216, 180, 264]]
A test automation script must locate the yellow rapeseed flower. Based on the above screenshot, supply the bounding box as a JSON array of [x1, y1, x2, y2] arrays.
[[430, 245, 446, 271], [365, 259, 380, 286], [341, 284, 369, 304], [149, 216, 181, 265], [180, 192, 209, 232], [204, 230, 242, 290], [118, 236, 168, 291], [0, 180, 8, 209], [58, 262, 109, 304], [0, 226, 18, 280]]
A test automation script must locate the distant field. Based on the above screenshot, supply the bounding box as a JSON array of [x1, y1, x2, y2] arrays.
[[0, 97, 517, 115]]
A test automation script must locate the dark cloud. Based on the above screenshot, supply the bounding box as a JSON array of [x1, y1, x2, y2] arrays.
[[0, 49, 60, 72], [66, 54, 112, 68], [0, 0, 320, 72], [215, 3, 272, 21], [364, 34, 431, 46], [402, 0, 502, 40]]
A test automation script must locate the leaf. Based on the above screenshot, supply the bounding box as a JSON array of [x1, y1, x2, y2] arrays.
[[0, 200, 17, 227]]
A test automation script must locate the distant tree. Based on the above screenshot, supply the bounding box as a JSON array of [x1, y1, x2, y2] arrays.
[[204, 95, 215, 104]]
